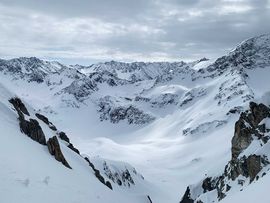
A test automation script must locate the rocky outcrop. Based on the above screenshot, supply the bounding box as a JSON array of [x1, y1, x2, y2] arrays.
[[9, 97, 46, 145], [67, 143, 80, 155], [47, 136, 71, 169], [103, 161, 135, 187], [35, 113, 57, 131], [9, 97, 30, 116], [98, 97, 155, 124], [180, 186, 194, 203], [232, 102, 270, 159], [84, 157, 113, 190], [19, 118, 47, 145], [58, 131, 70, 143], [228, 154, 268, 182], [179, 102, 270, 203], [57, 131, 80, 154]]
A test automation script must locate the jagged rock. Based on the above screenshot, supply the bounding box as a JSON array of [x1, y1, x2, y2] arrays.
[[35, 113, 57, 131], [102, 161, 136, 187], [98, 98, 155, 124], [84, 157, 113, 190], [202, 177, 214, 192], [35, 113, 49, 124], [180, 186, 194, 203], [249, 102, 270, 126], [19, 118, 47, 145], [105, 181, 112, 190], [232, 102, 270, 159], [229, 154, 268, 182], [179, 101, 270, 203], [9, 97, 46, 145], [226, 106, 243, 115], [47, 136, 71, 169], [67, 143, 80, 155], [58, 131, 70, 143], [9, 97, 30, 116]]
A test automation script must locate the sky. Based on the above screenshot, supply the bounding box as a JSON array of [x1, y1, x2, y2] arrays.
[[0, 0, 269, 65]]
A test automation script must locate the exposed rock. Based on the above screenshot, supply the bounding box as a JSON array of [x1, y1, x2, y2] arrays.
[[249, 102, 270, 126], [9, 97, 30, 116], [180, 186, 194, 203], [35, 113, 57, 131], [58, 131, 70, 143], [84, 157, 113, 190], [98, 97, 155, 124], [179, 101, 270, 203], [102, 161, 136, 187], [183, 120, 227, 136], [147, 195, 153, 203], [226, 106, 243, 115], [9, 97, 47, 145], [105, 181, 113, 190], [67, 143, 80, 155], [35, 113, 49, 124], [232, 102, 270, 159], [47, 136, 71, 169], [19, 118, 47, 145], [202, 177, 214, 192], [228, 154, 268, 182]]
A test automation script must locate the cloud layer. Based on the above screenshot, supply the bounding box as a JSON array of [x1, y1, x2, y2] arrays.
[[0, 0, 269, 64]]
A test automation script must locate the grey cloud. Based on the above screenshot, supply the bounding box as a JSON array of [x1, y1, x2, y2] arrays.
[[0, 0, 269, 64]]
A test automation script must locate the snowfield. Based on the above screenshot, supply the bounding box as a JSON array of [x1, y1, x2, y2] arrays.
[[0, 34, 270, 203]]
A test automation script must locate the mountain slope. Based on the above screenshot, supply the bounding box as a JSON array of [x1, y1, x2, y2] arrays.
[[0, 82, 154, 203], [0, 34, 270, 203]]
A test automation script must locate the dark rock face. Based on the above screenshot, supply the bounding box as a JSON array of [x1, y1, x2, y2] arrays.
[[58, 131, 70, 143], [226, 106, 243, 115], [232, 102, 270, 159], [228, 154, 268, 182], [47, 136, 71, 169], [179, 102, 270, 203], [84, 157, 113, 190], [202, 177, 214, 192], [19, 118, 47, 145], [180, 186, 194, 203], [67, 143, 80, 155], [147, 195, 153, 203], [9, 97, 46, 145], [35, 113, 57, 131], [102, 161, 136, 188], [99, 100, 155, 125], [58, 131, 80, 155], [35, 113, 49, 124], [9, 97, 30, 116]]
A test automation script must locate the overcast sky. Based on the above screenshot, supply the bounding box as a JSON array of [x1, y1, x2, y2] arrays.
[[0, 0, 269, 64]]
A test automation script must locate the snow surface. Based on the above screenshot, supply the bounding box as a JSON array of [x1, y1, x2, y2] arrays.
[[0, 34, 270, 203]]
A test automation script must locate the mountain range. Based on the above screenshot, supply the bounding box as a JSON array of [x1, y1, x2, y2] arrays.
[[0, 34, 270, 203]]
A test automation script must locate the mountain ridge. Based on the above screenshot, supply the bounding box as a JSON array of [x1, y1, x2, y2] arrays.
[[0, 34, 270, 203]]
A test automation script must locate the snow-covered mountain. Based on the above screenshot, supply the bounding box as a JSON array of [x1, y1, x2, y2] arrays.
[[0, 34, 270, 203]]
